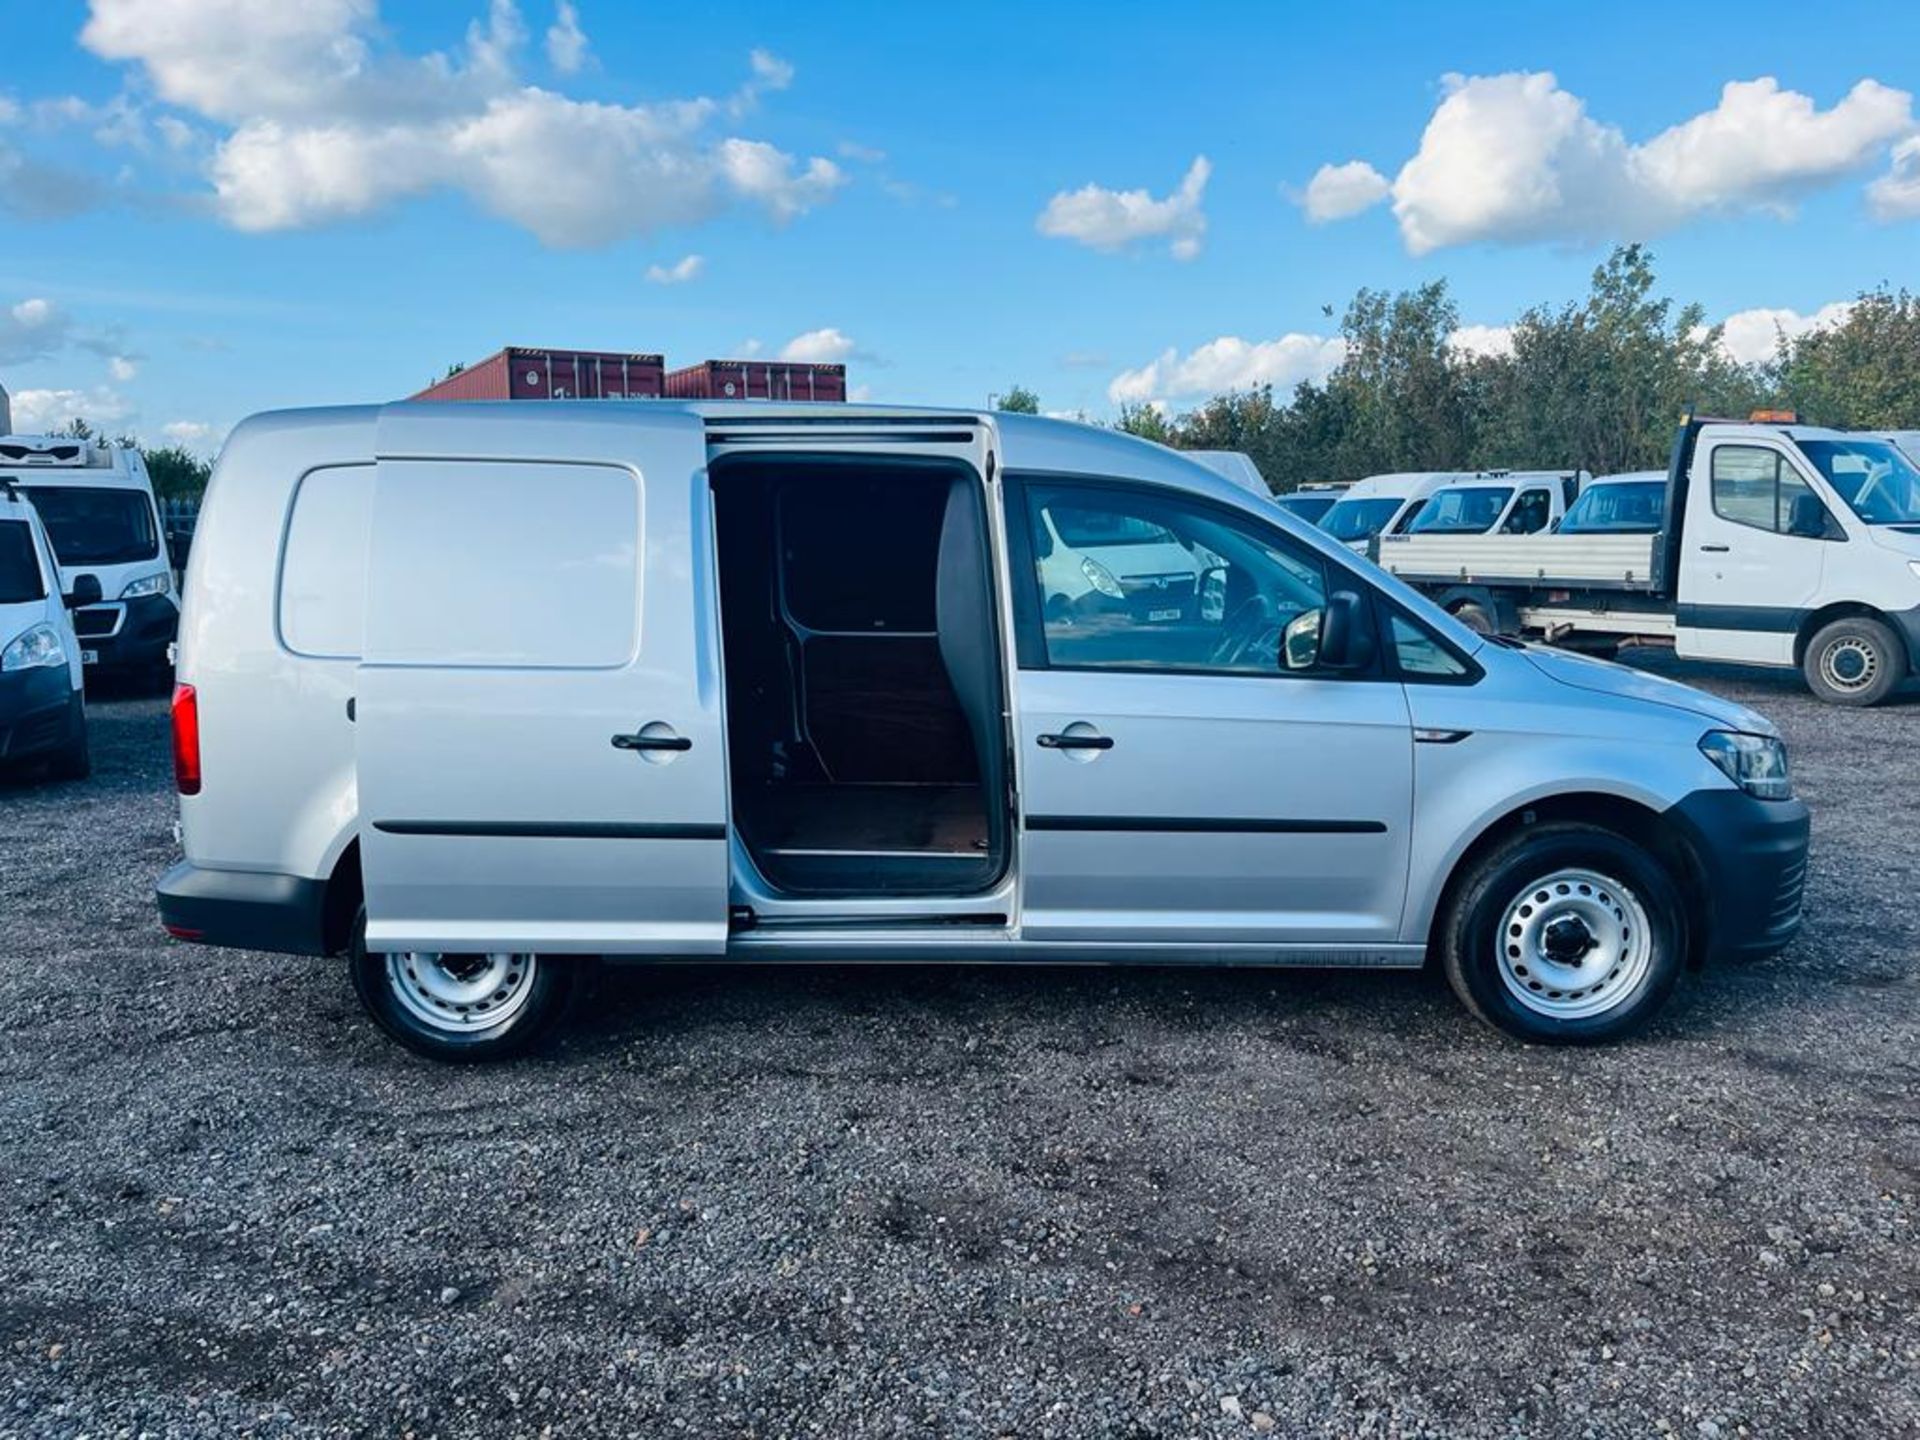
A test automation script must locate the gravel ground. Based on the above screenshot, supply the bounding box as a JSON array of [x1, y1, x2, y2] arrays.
[[2, 658, 1916, 1439]]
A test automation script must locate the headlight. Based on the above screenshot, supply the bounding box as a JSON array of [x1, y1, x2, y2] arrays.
[[1, 624, 67, 672], [1080, 556, 1125, 599], [120, 571, 170, 599], [1699, 730, 1793, 801]]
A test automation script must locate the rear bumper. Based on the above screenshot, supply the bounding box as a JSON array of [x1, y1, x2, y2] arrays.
[[0, 667, 82, 762], [156, 860, 331, 956], [1666, 788, 1811, 962]]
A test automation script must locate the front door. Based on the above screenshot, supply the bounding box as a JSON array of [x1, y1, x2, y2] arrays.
[[1006, 476, 1414, 948], [356, 407, 730, 955], [1677, 439, 1832, 665]]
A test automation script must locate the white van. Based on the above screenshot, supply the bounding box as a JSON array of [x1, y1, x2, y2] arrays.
[[0, 481, 91, 778], [1400, 470, 1584, 539], [1319, 472, 1477, 552], [157, 403, 1809, 1059], [0, 435, 178, 682]]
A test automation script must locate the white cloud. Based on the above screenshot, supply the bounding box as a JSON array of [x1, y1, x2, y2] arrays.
[[0, 298, 87, 364], [1448, 324, 1515, 360], [77, 1, 843, 247], [1322, 71, 1916, 254], [645, 253, 704, 285], [1714, 301, 1854, 365], [1037, 155, 1210, 260], [848, 383, 873, 403], [837, 140, 886, 164], [545, 0, 589, 74], [736, 338, 763, 358], [108, 355, 140, 381], [1868, 135, 1920, 220], [161, 419, 225, 450], [8, 386, 133, 432], [1108, 333, 1347, 407], [778, 327, 857, 363], [1300, 160, 1390, 222]]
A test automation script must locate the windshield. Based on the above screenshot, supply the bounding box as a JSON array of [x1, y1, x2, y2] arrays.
[[13, 484, 158, 566], [1797, 439, 1920, 525], [1560, 480, 1666, 534], [1407, 486, 1513, 534], [0, 520, 46, 603], [1273, 493, 1337, 524], [1321, 497, 1403, 541], [1049, 506, 1179, 549]]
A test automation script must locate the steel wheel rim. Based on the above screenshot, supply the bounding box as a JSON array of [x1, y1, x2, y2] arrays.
[[1819, 636, 1877, 692], [1495, 868, 1652, 1021], [386, 952, 537, 1034]]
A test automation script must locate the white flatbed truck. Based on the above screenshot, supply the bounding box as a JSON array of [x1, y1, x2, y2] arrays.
[[1375, 413, 1920, 705]]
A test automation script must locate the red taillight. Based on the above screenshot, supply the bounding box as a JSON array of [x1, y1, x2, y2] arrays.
[[171, 682, 201, 795]]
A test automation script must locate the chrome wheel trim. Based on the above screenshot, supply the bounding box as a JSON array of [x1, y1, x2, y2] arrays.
[[1495, 868, 1653, 1021], [1818, 635, 1878, 693], [385, 951, 537, 1034]]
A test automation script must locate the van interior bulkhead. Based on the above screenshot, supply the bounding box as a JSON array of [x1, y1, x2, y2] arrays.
[[712, 455, 1008, 897]]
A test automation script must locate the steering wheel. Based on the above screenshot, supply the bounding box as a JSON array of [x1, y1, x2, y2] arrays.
[[1210, 593, 1282, 669]]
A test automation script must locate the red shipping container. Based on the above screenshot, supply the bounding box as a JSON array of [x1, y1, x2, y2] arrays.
[[663, 359, 848, 402], [411, 347, 665, 402]]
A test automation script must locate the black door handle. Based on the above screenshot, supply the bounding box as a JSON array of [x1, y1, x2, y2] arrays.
[[1037, 732, 1113, 751], [612, 732, 693, 752], [1699, 544, 1731, 553]]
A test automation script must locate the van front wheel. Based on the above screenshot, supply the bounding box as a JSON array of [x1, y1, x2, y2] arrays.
[[1438, 823, 1686, 1044], [349, 913, 583, 1061], [1802, 615, 1906, 706]]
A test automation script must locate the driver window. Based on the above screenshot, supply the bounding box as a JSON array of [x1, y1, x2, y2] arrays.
[[1502, 488, 1551, 534], [1023, 481, 1330, 674]]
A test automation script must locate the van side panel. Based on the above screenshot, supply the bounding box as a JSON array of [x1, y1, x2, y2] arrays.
[[175, 408, 379, 885]]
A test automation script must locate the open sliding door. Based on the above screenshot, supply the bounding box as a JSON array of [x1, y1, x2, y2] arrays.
[[355, 405, 730, 955]]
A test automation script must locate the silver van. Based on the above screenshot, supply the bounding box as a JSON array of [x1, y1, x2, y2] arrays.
[[156, 404, 1809, 1059]]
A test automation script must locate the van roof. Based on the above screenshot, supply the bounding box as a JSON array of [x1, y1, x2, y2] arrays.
[[0, 436, 151, 488], [227, 400, 1258, 506]]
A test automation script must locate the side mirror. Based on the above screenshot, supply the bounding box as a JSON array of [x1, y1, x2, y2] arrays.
[[64, 573, 102, 610], [1281, 590, 1374, 672], [1787, 492, 1834, 539], [1199, 564, 1228, 624]]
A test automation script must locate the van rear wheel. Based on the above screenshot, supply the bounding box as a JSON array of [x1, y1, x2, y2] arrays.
[[349, 911, 583, 1061], [1438, 823, 1686, 1044]]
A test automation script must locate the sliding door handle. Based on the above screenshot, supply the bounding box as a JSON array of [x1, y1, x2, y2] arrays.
[[612, 730, 693, 753], [1037, 732, 1113, 751], [1698, 543, 1731, 553]]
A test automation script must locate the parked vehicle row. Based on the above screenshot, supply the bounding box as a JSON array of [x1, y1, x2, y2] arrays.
[[159, 402, 1808, 1060], [0, 480, 92, 778]]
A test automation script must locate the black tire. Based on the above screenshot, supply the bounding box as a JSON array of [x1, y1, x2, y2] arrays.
[[1439, 822, 1687, 1044], [349, 910, 586, 1062], [46, 713, 91, 782], [1802, 615, 1907, 707], [1450, 601, 1495, 636]]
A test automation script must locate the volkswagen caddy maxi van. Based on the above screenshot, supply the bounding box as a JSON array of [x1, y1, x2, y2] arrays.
[[156, 403, 1809, 1060]]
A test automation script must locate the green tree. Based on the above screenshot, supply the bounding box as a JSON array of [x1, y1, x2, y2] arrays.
[[1332, 279, 1474, 472], [143, 445, 213, 499], [996, 384, 1040, 414], [1113, 402, 1173, 443], [1775, 287, 1920, 428]]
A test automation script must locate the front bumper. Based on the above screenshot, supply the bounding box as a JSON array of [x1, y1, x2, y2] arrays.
[[1666, 788, 1811, 962], [156, 861, 332, 956], [0, 665, 82, 763], [72, 592, 178, 673]]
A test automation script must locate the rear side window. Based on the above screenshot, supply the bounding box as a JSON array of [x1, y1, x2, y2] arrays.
[[0, 519, 46, 603], [364, 462, 639, 668], [279, 465, 373, 658]]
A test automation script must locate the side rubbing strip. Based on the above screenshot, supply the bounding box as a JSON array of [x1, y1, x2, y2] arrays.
[[373, 820, 727, 840], [1025, 816, 1387, 835]]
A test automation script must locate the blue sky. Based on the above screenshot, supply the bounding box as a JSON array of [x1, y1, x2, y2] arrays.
[[1, 0, 1916, 449]]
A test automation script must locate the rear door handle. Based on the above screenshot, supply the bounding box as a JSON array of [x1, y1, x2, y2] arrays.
[[1037, 732, 1114, 751], [612, 731, 693, 752], [1699, 544, 1731, 553]]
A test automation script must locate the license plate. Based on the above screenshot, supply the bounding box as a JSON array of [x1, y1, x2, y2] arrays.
[[80, 649, 98, 666], [1148, 607, 1182, 622]]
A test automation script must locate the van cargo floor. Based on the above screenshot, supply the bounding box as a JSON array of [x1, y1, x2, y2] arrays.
[[747, 783, 988, 858]]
